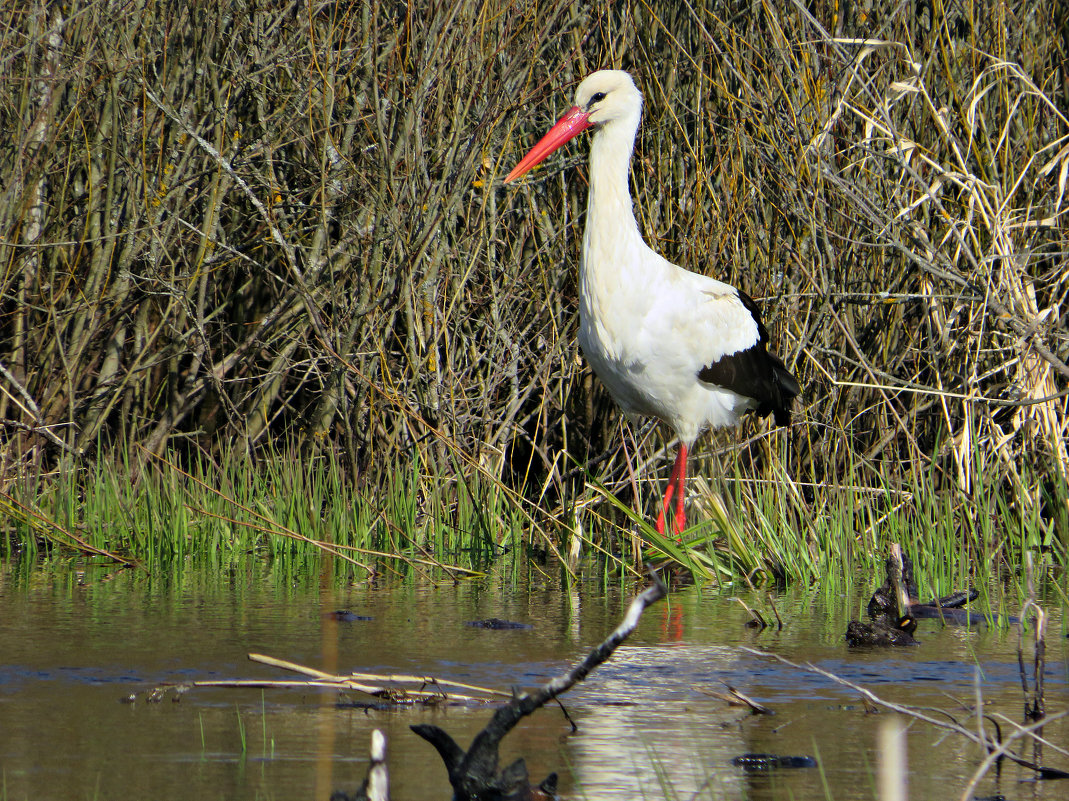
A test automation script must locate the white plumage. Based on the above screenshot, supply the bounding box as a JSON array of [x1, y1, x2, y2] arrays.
[[505, 70, 799, 539]]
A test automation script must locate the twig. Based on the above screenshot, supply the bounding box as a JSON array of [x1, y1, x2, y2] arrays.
[[1018, 551, 1047, 720], [141, 88, 339, 360], [191, 652, 504, 705], [765, 592, 784, 630], [958, 713, 1067, 801], [741, 646, 1069, 778], [412, 573, 668, 798], [705, 682, 772, 715], [733, 597, 768, 629]]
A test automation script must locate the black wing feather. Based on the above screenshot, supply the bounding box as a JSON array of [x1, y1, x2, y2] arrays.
[[696, 289, 800, 425]]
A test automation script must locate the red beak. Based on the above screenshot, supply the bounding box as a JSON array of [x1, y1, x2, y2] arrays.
[[504, 106, 593, 183]]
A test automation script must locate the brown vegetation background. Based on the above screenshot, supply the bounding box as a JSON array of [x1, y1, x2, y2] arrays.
[[2, 0, 1067, 530]]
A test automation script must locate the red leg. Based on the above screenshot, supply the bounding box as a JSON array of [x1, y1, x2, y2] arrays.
[[673, 442, 689, 540], [654, 449, 679, 536], [654, 466, 677, 536]]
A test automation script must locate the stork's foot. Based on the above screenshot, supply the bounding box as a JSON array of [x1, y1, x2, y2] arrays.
[[655, 484, 675, 538], [655, 499, 684, 544], [673, 508, 686, 542]]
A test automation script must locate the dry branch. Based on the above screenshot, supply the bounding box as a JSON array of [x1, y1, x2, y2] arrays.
[[191, 652, 505, 705], [742, 646, 1069, 781], [413, 573, 667, 800]]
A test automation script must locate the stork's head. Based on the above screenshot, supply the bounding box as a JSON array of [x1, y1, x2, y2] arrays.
[[573, 70, 643, 128], [504, 70, 643, 183]]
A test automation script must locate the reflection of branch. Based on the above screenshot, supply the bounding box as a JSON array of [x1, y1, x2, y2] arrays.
[[742, 646, 1069, 780], [525, 572, 668, 702], [414, 573, 668, 799], [1018, 551, 1047, 721], [958, 713, 1065, 801]]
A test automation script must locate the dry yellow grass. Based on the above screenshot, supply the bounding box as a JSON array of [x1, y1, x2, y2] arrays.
[[1, 1, 1065, 556]]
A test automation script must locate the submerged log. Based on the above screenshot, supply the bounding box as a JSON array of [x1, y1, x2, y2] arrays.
[[465, 618, 534, 630], [848, 545, 919, 647], [412, 575, 668, 801], [845, 617, 918, 647], [848, 543, 1004, 645]]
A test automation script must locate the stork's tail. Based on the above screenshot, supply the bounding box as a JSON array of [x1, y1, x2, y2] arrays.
[[765, 353, 800, 426]]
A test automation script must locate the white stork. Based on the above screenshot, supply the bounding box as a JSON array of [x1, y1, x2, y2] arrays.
[[504, 70, 799, 540]]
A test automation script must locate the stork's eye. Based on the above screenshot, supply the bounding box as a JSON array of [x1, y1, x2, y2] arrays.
[[589, 91, 606, 105]]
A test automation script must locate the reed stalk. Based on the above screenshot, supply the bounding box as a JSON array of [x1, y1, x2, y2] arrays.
[[0, 1, 1065, 584]]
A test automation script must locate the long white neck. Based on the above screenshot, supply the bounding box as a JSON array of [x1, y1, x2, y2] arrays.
[[577, 105, 667, 372], [582, 111, 646, 275]]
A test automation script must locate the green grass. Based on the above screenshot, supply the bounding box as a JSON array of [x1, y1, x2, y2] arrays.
[[1, 429, 1064, 621], [0, 444, 522, 579], [569, 431, 1063, 616], [1, 1, 1066, 621], [236, 705, 246, 756]]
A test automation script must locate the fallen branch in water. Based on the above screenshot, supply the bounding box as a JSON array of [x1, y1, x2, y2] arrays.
[[413, 572, 668, 801], [191, 653, 508, 705], [742, 646, 1069, 782], [703, 682, 772, 715], [1018, 550, 1047, 721]]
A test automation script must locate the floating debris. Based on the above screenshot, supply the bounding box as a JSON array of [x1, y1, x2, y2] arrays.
[[327, 610, 374, 622], [847, 545, 920, 647], [704, 683, 773, 715], [465, 618, 533, 630], [845, 617, 918, 647], [732, 753, 818, 771], [191, 653, 510, 706]]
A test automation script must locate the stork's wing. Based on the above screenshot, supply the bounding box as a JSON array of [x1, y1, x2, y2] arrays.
[[694, 288, 800, 425]]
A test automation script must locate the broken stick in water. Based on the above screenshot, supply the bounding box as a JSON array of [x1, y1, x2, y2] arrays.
[[412, 572, 668, 801], [330, 729, 389, 801]]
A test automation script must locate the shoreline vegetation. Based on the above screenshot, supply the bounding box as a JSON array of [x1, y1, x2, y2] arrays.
[[1, 1, 1066, 604]]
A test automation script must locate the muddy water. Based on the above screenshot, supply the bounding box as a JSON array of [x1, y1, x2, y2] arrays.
[[0, 559, 1065, 801]]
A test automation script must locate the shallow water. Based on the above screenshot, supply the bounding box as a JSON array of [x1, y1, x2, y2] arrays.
[[0, 558, 1066, 800]]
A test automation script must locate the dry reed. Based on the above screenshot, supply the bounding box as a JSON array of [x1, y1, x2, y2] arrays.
[[1, 0, 1065, 561]]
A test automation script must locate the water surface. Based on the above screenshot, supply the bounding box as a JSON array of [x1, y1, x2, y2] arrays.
[[1, 559, 1065, 800]]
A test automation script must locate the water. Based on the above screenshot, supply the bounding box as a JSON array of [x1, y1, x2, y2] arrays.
[[0, 558, 1066, 800]]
